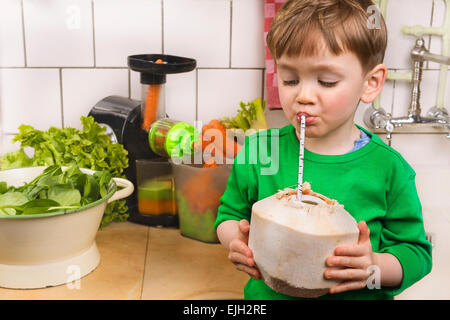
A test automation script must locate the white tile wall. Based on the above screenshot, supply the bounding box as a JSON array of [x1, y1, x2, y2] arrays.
[[384, 0, 433, 70], [62, 68, 128, 129], [231, 0, 265, 68], [429, 0, 447, 70], [0, 134, 20, 156], [197, 69, 262, 124], [0, 134, 35, 162], [0, 68, 61, 133], [94, 0, 162, 67], [379, 78, 395, 114], [0, 0, 25, 67], [391, 75, 411, 118], [392, 134, 450, 166], [391, 70, 441, 118], [166, 71, 197, 124], [23, 0, 94, 67], [0, 0, 449, 300], [164, 0, 231, 68], [413, 164, 450, 219]]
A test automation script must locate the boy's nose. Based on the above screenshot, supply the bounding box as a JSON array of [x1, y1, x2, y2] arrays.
[[295, 83, 316, 105]]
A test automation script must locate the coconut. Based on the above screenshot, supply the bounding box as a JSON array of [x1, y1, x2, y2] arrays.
[[248, 185, 359, 298]]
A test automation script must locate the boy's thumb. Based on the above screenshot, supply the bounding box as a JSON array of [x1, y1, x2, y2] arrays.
[[239, 219, 250, 237], [358, 220, 370, 244]]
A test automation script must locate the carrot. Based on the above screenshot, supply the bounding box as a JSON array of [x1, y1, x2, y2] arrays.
[[181, 170, 222, 213], [208, 120, 226, 137], [202, 162, 217, 168], [201, 136, 218, 167], [141, 58, 164, 131], [201, 122, 220, 166], [200, 123, 215, 165], [202, 120, 241, 159]]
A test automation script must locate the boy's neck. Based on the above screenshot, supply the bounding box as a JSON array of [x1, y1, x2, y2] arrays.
[[297, 123, 361, 155]]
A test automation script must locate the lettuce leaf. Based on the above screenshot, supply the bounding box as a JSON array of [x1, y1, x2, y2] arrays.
[[0, 116, 129, 228]]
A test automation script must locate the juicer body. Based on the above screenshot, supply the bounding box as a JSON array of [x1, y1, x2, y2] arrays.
[[88, 95, 178, 227], [87, 54, 196, 227]]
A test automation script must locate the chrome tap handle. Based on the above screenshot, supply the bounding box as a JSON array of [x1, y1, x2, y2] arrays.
[[408, 38, 449, 64], [364, 106, 389, 129], [409, 38, 425, 118], [385, 113, 394, 146], [422, 52, 450, 65], [426, 107, 450, 138]]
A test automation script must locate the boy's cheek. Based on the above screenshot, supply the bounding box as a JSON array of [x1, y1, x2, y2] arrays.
[[325, 91, 360, 114], [280, 104, 296, 123]]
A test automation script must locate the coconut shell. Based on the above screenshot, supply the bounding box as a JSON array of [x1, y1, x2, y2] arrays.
[[248, 187, 359, 298]]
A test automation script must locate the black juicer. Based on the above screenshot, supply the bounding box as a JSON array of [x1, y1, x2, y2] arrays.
[[88, 54, 197, 226]]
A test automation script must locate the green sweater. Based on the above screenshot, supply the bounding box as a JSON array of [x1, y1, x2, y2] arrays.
[[214, 124, 432, 300]]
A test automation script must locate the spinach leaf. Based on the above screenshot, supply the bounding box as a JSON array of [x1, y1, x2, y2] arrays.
[[19, 199, 63, 215], [48, 184, 81, 207], [83, 174, 100, 202], [0, 164, 112, 216], [0, 192, 29, 215]]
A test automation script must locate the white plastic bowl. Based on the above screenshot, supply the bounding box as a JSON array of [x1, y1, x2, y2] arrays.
[[0, 166, 134, 289]]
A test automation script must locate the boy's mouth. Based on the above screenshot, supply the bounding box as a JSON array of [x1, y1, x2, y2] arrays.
[[296, 112, 317, 125]]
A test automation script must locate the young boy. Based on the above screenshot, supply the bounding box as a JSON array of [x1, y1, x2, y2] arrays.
[[214, 0, 432, 300]]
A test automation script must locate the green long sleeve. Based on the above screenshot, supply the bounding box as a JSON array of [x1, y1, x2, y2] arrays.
[[215, 124, 432, 300]]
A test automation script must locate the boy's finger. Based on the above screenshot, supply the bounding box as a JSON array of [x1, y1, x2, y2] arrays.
[[239, 219, 250, 234], [333, 243, 366, 257], [229, 239, 252, 257], [324, 267, 370, 281], [329, 280, 367, 294], [237, 220, 250, 243], [357, 221, 370, 244], [229, 251, 255, 267], [325, 255, 366, 269], [228, 252, 255, 268], [235, 263, 261, 280]]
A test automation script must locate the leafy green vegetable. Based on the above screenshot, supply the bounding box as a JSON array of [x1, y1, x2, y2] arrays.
[[0, 164, 113, 216], [0, 116, 129, 228], [0, 192, 29, 215], [221, 98, 268, 131], [0, 182, 7, 194], [48, 185, 81, 206]]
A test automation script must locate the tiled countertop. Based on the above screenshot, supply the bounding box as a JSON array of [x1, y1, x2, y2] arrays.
[[0, 222, 249, 300]]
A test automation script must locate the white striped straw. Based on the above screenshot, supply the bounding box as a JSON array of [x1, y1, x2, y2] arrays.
[[297, 115, 306, 202]]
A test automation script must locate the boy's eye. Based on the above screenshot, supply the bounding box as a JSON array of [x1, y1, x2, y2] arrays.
[[283, 80, 299, 86], [319, 80, 338, 87]]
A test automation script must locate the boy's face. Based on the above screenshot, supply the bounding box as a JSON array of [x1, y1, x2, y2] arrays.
[[276, 43, 370, 139]]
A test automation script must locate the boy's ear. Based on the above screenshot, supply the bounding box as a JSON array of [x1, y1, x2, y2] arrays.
[[360, 64, 388, 104]]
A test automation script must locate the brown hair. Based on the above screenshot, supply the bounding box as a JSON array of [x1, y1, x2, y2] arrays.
[[266, 0, 388, 75]]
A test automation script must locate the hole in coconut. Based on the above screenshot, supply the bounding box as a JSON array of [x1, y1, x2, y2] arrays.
[[300, 195, 326, 206], [302, 200, 319, 205]]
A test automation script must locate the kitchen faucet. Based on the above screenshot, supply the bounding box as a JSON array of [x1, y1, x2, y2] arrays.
[[364, 38, 450, 144]]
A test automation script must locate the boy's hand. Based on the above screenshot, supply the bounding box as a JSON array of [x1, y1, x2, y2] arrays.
[[324, 221, 376, 294], [228, 219, 261, 280]]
